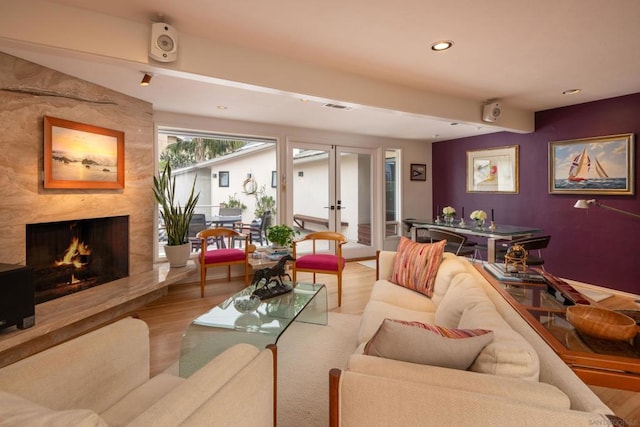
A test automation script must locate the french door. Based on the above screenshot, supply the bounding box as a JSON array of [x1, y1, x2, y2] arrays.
[[286, 141, 376, 259]]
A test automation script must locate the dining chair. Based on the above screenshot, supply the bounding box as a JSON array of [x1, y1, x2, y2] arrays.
[[292, 231, 347, 306], [496, 235, 551, 268], [422, 228, 476, 257], [196, 228, 250, 297]]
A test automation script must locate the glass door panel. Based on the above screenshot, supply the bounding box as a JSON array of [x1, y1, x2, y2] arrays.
[[288, 142, 375, 259]]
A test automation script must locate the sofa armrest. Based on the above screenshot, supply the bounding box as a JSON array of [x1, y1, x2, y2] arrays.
[[376, 250, 396, 280], [0, 317, 149, 413], [330, 369, 614, 427], [129, 343, 275, 427]]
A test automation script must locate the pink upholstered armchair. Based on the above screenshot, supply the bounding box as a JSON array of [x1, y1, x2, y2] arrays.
[[196, 228, 249, 297], [292, 231, 347, 306]]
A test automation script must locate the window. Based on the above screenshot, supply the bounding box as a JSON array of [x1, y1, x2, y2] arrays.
[[219, 171, 229, 187], [156, 128, 277, 260]]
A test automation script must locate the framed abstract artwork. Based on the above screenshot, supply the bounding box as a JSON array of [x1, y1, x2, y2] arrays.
[[548, 133, 634, 195], [410, 163, 426, 181], [44, 116, 124, 189], [466, 145, 519, 193]]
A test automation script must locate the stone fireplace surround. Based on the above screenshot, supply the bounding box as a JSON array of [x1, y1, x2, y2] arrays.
[[0, 54, 180, 364]]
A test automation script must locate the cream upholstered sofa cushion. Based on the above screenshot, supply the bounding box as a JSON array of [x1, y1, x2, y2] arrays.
[[460, 300, 540, 381], [347, 354, 571, 410], [99, 373, 185, 426], [368, 280, 437, 312], [435, 273, 540, 380], [0, 317, 149, 413], [356, 299, 436, 345], [0, 391, 108, 427]]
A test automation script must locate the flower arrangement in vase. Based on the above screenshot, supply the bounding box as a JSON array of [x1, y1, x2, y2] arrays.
[[470, 210, 487, 228], [442, 206, 456, 224]]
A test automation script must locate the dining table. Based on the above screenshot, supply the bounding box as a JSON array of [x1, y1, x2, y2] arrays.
[[406, 219, 543, 263], [207, 215, 242, 228]]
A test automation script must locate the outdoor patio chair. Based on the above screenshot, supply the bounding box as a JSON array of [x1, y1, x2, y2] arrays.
[[188, 213, 208, 252], [292, 231, 347, 306], [234, 211, 271, 247]]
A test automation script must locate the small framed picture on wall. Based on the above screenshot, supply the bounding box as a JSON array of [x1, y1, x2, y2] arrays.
[[410, 163, 426, 181]]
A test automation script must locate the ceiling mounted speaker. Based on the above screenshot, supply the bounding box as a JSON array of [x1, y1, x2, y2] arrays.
[[150, 22, 178, 62], [482, 102, 501, 122]]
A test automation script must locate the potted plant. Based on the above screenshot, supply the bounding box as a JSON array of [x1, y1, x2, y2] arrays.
[[153, 164, 200, 267], [267, 224, 299, 249]]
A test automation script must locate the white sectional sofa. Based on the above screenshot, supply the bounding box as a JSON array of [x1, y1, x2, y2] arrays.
[[330, 248, 624, 426], [0, 317, 275, 426]]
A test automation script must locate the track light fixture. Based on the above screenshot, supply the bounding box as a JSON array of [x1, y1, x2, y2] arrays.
[[140, 73, 153, 86]]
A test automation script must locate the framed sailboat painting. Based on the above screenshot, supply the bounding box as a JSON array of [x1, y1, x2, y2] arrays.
[[548, 133, 634, 195]]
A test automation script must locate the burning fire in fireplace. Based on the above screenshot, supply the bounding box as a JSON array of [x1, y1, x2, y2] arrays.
[[55, 237, 92, 268], [26, 216, 129, 304], [54, 237, 92, 284]]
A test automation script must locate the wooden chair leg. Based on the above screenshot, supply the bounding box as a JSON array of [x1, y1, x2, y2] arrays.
[[200, 266, 206, 298], [337, 273, 342, 307], [227, 265, 231, 281]]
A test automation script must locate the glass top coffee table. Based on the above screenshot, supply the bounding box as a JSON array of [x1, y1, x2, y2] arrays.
[[179, 282, 327, 377]]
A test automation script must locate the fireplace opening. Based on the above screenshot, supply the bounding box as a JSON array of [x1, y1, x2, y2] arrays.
[[26, 216, 129, 304]]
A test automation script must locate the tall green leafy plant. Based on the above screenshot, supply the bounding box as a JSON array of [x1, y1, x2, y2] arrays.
[[153, 164, 200, 246]]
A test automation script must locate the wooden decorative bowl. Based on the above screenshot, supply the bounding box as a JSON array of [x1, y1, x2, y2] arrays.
[[566, 305, 637, 341]]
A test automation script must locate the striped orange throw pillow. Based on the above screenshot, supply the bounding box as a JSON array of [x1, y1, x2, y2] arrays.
[[390, 237, 446, 297]]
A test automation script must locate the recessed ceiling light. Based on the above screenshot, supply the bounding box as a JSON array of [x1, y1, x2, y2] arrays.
[[217, 105, 228, 110], [431, 40, 454, 51], [562, 89, 581, 95]]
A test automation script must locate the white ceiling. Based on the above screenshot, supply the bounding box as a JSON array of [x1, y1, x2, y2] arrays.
[[3, 0, 640, 141]]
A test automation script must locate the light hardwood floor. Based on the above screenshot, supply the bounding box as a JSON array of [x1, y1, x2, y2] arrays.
[[126, 261, 639, 423]]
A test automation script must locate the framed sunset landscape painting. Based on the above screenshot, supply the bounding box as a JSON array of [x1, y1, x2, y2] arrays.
[[548, 133, 634, 195], [44, 116, 124, 189]]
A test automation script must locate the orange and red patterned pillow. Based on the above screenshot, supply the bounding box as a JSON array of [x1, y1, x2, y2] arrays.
[[390, 237, 446, 297], [363, 318, 494, 370]]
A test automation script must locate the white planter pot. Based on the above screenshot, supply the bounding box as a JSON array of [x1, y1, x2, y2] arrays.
[[164, 243, 191, 268]]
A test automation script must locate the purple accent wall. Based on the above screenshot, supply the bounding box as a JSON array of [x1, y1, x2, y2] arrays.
[[433, 93, 640, 294]]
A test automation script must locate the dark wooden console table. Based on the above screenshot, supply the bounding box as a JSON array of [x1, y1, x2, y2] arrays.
[[476, 264, 640, 391]]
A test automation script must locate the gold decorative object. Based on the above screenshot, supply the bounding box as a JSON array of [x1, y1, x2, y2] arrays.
[[566, 305, 637, 341], [504, 244, 527, 272]]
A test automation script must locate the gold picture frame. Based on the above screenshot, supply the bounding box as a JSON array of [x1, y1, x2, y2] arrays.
[[466, 145, 519, 193], [548, 133, 635, 195], [44, 116, 124, 189]]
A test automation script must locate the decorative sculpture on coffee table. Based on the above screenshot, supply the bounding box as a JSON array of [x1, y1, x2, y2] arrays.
[[251, 255, 296, 300]]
